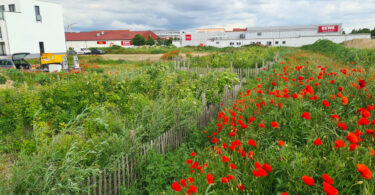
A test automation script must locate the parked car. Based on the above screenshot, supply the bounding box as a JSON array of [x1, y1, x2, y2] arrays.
[[12, 53, 31, 70], [0, 59, 17, 69], [74, 48, 91, 55], [90, 48, 105, 55], [68, 50, 77, 55]]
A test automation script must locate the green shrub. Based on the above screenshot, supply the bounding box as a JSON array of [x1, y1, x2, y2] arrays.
[[0, 75, 6, 84], [302, 39, 375, 67]]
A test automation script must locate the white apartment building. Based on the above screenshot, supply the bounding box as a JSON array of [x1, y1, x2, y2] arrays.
[[179, 24, 371, 48], [0, 0, 66, 57]]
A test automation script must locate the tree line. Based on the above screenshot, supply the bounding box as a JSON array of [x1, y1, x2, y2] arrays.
[[131, 34, 174, 46], [350, 27, 375, 37]]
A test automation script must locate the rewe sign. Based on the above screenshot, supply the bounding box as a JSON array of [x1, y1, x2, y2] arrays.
[[318, 25, 339, 33], [185, 35, 192, 41]]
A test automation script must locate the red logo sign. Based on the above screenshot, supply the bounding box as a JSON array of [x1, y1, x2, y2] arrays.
[[318, 25, 339, 33], [97, 41, 107, 44], [186, 35, 191, 41], [121, 41, 132, 46]]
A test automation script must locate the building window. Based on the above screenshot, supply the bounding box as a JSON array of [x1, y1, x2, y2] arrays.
[[216, 42, 220, 44], [267, 41, 272, 46], [35, 6, 42, 22], [257, 32, 262, 36], [282, 41, 286, 44], [237, 42, 241, 46], [0, 27, 2, 39], [9, 4, 15, 12], [230, 42, 234, 46], [275, 41, 279, 45]]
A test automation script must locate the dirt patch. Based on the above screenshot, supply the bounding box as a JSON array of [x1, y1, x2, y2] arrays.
[[102, 52, 214, 62], [343, 39, 375, 49], [0, 74, 14, 89]]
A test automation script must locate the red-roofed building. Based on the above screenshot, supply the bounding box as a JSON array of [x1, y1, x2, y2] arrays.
[[65, 30, 159, 49]]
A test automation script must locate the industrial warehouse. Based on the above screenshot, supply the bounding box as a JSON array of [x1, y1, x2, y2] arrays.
[[177, 24, 371, 48]]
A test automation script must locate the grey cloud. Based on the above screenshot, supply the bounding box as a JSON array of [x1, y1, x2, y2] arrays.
[[48, 0, 375, 31]]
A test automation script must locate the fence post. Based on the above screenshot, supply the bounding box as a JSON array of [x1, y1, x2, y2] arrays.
[[256, 63, 258, 75], [230, 62, 233, 73], [206, 63, 209, 74]]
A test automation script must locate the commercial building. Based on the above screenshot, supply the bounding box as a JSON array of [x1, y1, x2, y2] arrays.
[[65, 30, 159, 49], [0, 0, 66, 57], [179, 24, 371, 48], [152, 30, 181, 40]]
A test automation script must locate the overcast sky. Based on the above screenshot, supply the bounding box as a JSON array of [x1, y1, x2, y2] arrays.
[[48, 0, 375, 32]]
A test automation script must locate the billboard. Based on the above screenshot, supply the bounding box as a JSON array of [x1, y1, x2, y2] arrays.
[[121, 41, 132, 46], [318, 25, 339, 33], [185, 34, 191, 41], [97, 41, 107, 44]]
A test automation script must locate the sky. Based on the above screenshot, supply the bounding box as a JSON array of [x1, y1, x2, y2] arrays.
[[47, 0, 375, 32]]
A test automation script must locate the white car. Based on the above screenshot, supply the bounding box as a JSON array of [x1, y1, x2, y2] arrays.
[[74, 48, 91, 55]]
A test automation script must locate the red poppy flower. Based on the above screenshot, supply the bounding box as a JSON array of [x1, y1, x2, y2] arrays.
[[346, 132, 360, 144], [281, 193, 289, 195], [278, 140, 285, 147], [292, 93, 299, 98], [248, 139, 257, 146], [301, 112, 311, 120], [252, 168, 268, 177], [180, 179, 187, 188], [186, 159, 193, 164], [248, 116, 255, 124], [371, 149, 375, 156], [248, 151, 254, 159], [330, 114, 340, 121], [172, 181, 182, 192], [254, 161, 262, 169], [229, 163, 237, 170], [211, 137, 218, 143], [359, 80, 366, 89], [191, 152, 196, 157], [323, 100, 330, 107], [187, 177, 194, 183], [271, 121, 279, 128], [190, 161, 199, 169], [263, 163, 273, 173], [221, 177, 229, 183], [322, 174, 334, 185], [361, 110, 371, 118], [334, 139, 346, 149], [357, 164, 372, 179], [227, 175, 235, 180], [314, 138, 323, 145], [338, 87, 343, 91], [302, 176, 315, 186], [366, 129, 375, 134], [237, 184, 245, 191], [350, 144, 359, 151], [206, 173, 213, 184], [222, 156, 229, 163], [259, 123, 265, 128], [358, 118, 370, 126], [338, 122, 347, 130], [323, 182, 338, 195], [187, 185, 197, 194]]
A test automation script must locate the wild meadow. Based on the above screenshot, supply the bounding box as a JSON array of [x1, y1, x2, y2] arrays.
[[0, 43, 374, 194]]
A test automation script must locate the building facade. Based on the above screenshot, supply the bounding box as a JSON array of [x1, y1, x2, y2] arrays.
[[152, 30, 181, 40], [179, 24, 371, 48], [65, 30, 159, 49], [0, 0, 66, 57]]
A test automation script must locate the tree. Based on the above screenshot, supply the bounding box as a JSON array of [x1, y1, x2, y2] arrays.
[[371, 28, 375, 38], [165, 37, 173, 46], [131, 34, 146, 46], [156, 38, 163, 46], [146, 35, 155, 45], [351, 28, 371, 34]]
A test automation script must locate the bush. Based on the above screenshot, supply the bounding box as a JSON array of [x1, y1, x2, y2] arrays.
[[0, 75, 6, 84], [302, 39, 375, 67], [161, 50, 181, 60]]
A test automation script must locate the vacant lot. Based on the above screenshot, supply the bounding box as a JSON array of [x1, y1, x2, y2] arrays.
[[343, 38, 375, 49], [102, 52, 214, 62]]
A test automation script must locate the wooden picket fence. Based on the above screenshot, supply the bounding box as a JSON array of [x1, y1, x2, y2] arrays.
[[173, 51, 279, 80], [82, 51, 280, 194]]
